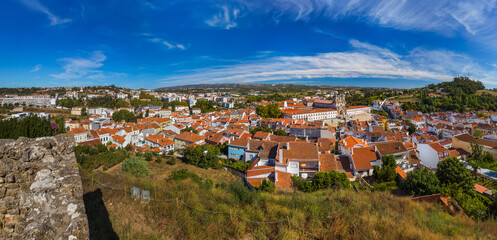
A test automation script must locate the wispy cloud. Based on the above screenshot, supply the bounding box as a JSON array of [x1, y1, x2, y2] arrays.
[[30, 64, 42, 72], [160, 40, 497, 86], [206, 5, 240, 29], [51, 51, 125, 80], [210, 0, 497, 45], [145, 35, 187, 50], [19, 0, 71, 26]]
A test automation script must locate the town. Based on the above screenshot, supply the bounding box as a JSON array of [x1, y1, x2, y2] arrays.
[[2, 78, 497, 229]]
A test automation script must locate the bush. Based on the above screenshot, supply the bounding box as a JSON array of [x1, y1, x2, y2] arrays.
[[372, 155, 397, 183], [121, 157, 151, 177], [156, 156, 163, 164], [454, 191, 491, 219], [144, 152, 154, 161], [182, 146, 221, 169], [169, 169, 201, 182], [259, 179, 276, 192], [228, 180, 256, 204], [291, 176, 314, 192], [224, 160, 251, 172], [401, 169, 441, 195], [372, 181, 397, 191], [292, 171, 350, 192], [167, 156, 177, 165]]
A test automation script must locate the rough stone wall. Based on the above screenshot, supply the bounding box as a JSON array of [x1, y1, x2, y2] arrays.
[[0, 134, 89, 240]]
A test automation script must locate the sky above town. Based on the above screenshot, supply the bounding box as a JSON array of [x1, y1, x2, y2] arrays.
[[2, 0, 497, 89]]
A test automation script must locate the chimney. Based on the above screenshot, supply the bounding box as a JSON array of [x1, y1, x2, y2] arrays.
[[279, 147, 283, 163]]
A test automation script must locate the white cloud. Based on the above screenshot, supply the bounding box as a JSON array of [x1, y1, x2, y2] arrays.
[[217, 0, 497, 45], [160, 40, 497, 86], [144, 35, 187, 50], [19, 0, 71, 26], [30, 64, 42, 72], [206, 5, 239, 29], [51, 51, 125, 80]]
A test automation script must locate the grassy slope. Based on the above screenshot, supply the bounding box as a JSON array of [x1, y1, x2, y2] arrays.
[[476, 89, 497, 97], [81, 164, 497, 240]]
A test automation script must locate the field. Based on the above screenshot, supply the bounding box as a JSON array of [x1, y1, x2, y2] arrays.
[[476, 89, 497, 97], [80, 162, 497, 240], [392, 94, 419, 103]]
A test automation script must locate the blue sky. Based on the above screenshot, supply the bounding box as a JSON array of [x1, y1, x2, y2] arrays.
[[1, 0, 497, 89]]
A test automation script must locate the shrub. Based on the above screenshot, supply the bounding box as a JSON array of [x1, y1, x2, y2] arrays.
[[144, 151, 154, 161], [182, 146, 221, 169], [228, 180, 256, 204], [121, 157, 151, 177], [156, 156, 163, 164], [169, 169, 201, 182], [291, 176, 314, 192], [454, 191, 491, 219], [259, 179, 276, 192], [224, 160, 252, 172], [167, 156, 177, 165], [292, 171, 350, 192], [372, 181, 397, 191], [372, 155, 397, 183], [401, 169, 441, 195]]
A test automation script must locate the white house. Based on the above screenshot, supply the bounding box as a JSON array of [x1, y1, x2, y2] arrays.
[[417, 142, 450, 169]]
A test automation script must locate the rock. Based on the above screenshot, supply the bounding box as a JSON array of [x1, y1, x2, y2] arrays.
[[0, 134, 89, 239], [22, 148, 32, 162], [5, 173, 15, 183], [0, 187, 6, 198]]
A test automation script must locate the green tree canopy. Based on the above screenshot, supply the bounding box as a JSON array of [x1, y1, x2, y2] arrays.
[[436, 157, 474, 193], [401, 169, 441, 195], [112, 109, 138, 123], [372, 155, 397, 183]]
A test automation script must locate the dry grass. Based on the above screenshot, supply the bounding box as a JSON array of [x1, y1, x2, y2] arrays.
[[476, 89, 497, 96], [81, 167, 497, 240]]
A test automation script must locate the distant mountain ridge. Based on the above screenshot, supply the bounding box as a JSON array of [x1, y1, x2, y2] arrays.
[[156, 83, 387, 90]]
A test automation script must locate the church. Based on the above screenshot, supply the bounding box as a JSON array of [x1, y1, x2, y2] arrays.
[[281, 94, 370, 122]]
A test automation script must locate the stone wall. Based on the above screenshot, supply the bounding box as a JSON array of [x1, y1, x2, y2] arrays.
[[0, 134, 89, 240]]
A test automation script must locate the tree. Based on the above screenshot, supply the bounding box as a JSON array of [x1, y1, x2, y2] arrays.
[[0, 115, 55, 139], [112, 109, 138, 123], [145, 109, 149, 118], [256, 105, 268, 118], [81, 107, 87, 116], [372, 155, 397, 183], [436, 157, 474, 193], [267, 103, 282, 118], [473, 130, 483, 138], [407, 125, 416, 135], [182, 145, 221, 169], [181, 127, 199, 134], [273, 129, 287, 136], [401, 169, 441, 195]]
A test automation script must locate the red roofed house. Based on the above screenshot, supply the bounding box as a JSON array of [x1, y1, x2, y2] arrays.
[[417, 142, 450, 169], [348, 146, 381, 177], [67, 127, 88, 143], [144, 135, 175, 152], [174, 131, 205, 149]]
